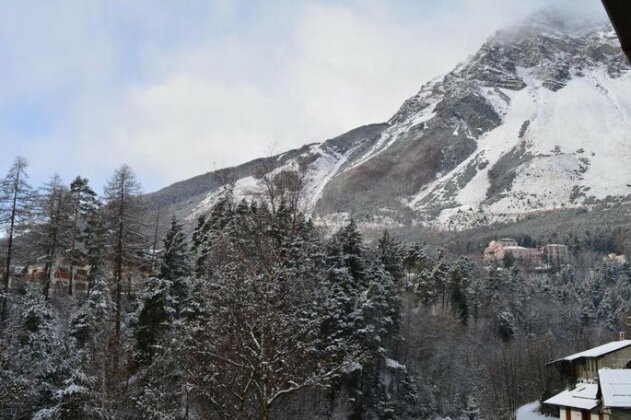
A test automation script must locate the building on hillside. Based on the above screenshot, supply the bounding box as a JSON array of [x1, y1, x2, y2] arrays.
[[484, 238, 539, 262], [23, 256, 90, 292], [604, 254, 628, 265], [483, 239, 570, 267], [545, 383, 600, 419], [544, 339, 631, 419], [483, 238, 518, 259]]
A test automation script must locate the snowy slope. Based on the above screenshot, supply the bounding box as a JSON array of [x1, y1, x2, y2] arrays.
[[148, 13, 631, 231], [414, 65, 631, 228], [187, 142, 362, 220]]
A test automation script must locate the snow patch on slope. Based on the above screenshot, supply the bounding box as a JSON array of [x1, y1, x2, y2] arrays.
[[301, 145, 360, 211], [186, 144, 356, 220], [410, 65, 631, 229]]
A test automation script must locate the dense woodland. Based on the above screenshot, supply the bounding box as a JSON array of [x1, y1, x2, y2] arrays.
[[0, 156, 630, 420]]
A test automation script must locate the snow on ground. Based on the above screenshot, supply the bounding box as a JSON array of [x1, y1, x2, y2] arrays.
[[516, 402, 552, 420]]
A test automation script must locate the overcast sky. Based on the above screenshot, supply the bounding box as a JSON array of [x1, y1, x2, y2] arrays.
[[0, 0, 606, 193]]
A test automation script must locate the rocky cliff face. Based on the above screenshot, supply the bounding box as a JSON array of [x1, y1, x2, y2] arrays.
[[147, 11, 631, 230]]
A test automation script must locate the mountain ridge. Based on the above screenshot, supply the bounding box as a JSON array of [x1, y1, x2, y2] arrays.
[[147, 11, 631, 231]]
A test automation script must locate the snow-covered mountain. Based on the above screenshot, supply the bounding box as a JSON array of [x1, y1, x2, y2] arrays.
[[147, 11, 631, 230]]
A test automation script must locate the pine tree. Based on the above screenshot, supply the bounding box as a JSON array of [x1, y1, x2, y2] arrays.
[[336, 219, 365, 283], [0, 285, 74, 419], [497, 309, 517, 341], [67, 176, 99, 295], [450, 257, 472, 324], [322, 221, 368, 350], [402, 243, 428, 284], [83, 210, 107, 292], [0, 156, 34, 318], [462, 395, 480, 420], [159, 215, 191, 281], [378, 230, 404, 282], [132, 275, 206, 418], [133, 318, 189, 418], [60, 267, 115, 418], [208, 195, 232, 233], [148, 211, 161, 275], [325, 221, 415, 419], [135, 276, 174, 366], [190, 214, 212, 278]]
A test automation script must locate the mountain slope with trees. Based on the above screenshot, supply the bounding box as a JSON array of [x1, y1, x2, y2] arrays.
[[1, 156, 630, 419]]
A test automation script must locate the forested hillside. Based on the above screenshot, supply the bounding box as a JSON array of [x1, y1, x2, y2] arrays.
[[1, 157, 630, 419]]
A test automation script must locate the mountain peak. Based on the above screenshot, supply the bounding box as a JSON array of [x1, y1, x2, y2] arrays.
[[521, 7, 607, 35], [148, 10, 631, 231], [485, 8, 610, 48]]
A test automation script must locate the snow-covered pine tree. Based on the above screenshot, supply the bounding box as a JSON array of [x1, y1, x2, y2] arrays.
[[67, 176, 99, 296], [324, 221, 419, 419], [496, 308, 518, 341], [134, 276, 174, 366], [349, 263, 399, 418], [411, 248, 452, 310], [378, 230, 404, 283], [449, 256, 472, 324], [208, 195, 232, 234], [159, 215, 191, 282], [320, 220, 368, 359], [198, 196, 356, 420], [0, 285, 74, 419], [462, 395, 480, 420], [57, 267, 115, 418], [190, 214, 212, 278]]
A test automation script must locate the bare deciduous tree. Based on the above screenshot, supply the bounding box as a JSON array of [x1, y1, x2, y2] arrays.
[[0, 157, 35, 318]]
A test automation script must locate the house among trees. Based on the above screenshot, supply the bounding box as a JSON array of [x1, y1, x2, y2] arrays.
[[23, 256, 90, 293], [545, 338, 631, 419], [484, 238, 540, 262], [604, 253, 628, 265], [483, 238, 569, 267]]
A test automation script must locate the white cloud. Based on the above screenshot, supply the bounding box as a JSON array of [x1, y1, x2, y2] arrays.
[[0, 0, 609, 192]]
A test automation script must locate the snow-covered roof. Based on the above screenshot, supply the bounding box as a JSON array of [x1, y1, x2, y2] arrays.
[[550, 340, 631, 363], [599, 369, 631, 408], [544, 383, 599, 410]]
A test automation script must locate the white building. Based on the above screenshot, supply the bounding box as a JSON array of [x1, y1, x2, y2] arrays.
[[545, 340, 631, 419]]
